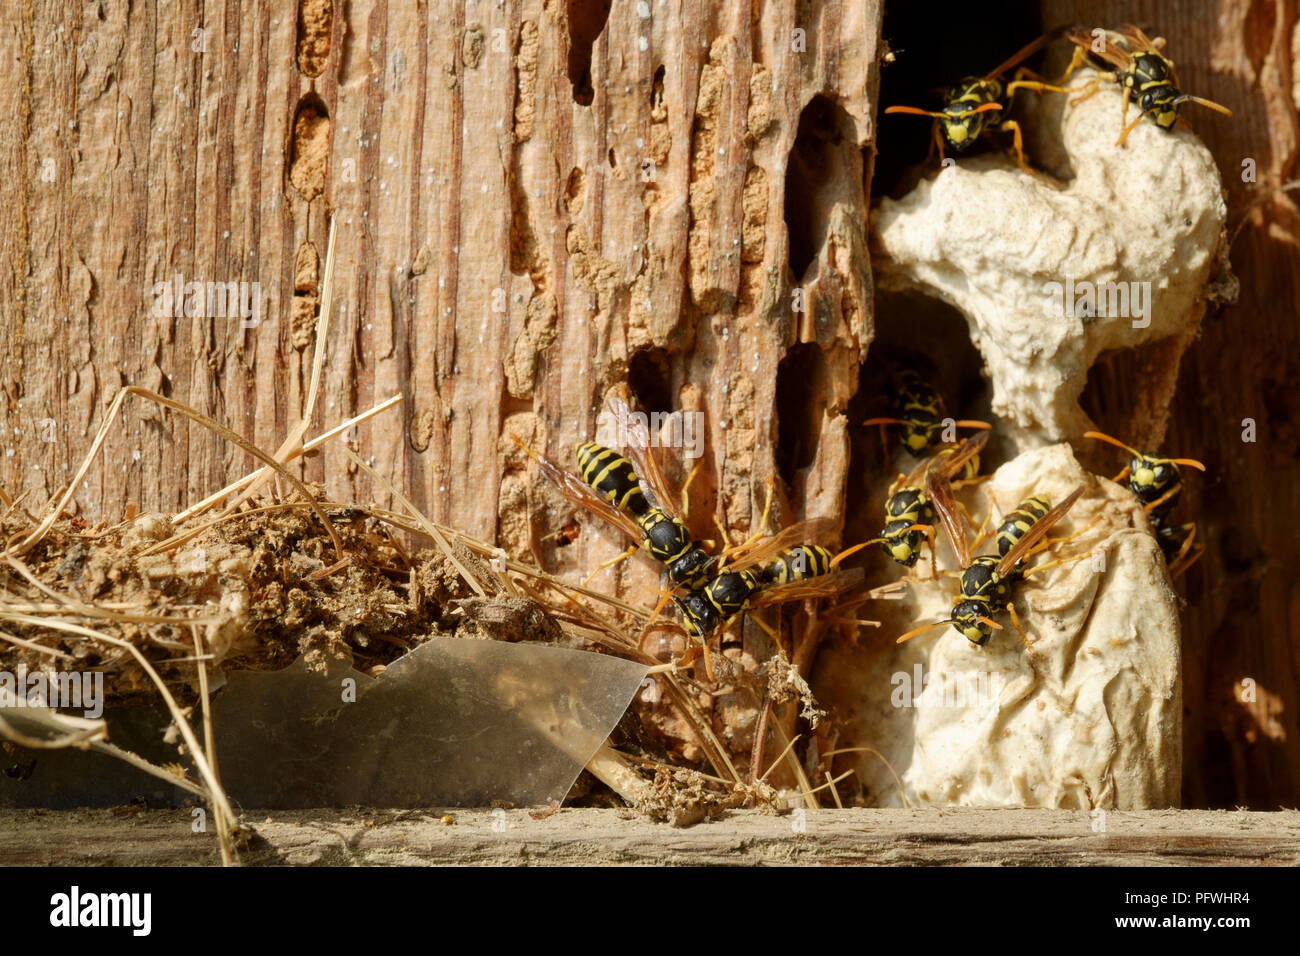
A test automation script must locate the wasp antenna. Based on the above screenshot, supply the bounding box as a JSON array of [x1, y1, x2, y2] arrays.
[[896, 619, 952, 644], [1083, 430, 1139, 456], [1176, 94, 1233, 117], [510, 434, 541, 460], [862, 417, 907, 427], [830, 540, 875, 567], [884, 105, 946, 118], [952, 419, 993, 430], [1168, 457, 1207, 472], [968, 101, 1005, 115], [977, 615, 1004, 630]]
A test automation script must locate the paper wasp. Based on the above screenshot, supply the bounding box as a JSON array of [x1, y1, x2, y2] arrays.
[[896, 464, 1086, 650], [1085, 429, 1205, 575], [1058, 25, 1232, 146], [515, 402, 712, 590], [674, 522, 875, 639], [862, 431, 989, 577], [523, 392, 892, 670], [572, 439, 713, 589], [863, 367, 992, 457], [883, 32, 1068, 174]]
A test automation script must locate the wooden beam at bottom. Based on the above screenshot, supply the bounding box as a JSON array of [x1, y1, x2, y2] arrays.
[[2, 808, 1298, 866]]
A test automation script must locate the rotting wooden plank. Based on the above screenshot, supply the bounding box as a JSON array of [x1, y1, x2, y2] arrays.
[[1, 808, 1296, 866], [0, 1, 882, 788]]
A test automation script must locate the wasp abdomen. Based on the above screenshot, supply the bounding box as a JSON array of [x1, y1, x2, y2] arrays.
[[575, 441, 648, 515], [762, 545, 834, 585], [995, 495, 1052, 556]]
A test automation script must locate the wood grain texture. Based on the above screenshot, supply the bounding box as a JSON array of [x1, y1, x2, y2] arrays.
[[7, 0, 1291, 810], [0, 0, 881, 777], [1, 807, 1296, 865], [1042, 0, 1300, 809]]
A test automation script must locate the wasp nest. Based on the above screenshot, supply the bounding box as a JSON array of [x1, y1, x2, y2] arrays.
[[870, 75, 1229, 449], [813, 76, 1228, 808]]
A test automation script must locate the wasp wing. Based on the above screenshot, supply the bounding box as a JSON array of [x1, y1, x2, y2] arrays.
[[606, 390, 684, 520], [748, 567, 864, 609], [1114, 24, 1162, 54], [995, 484, 1085, 577], [720, 517, 840, 573], [516, 437, 645, 547], [897, 430, 988, 490], [1064, 26, 1135, 71], [925, 465, 973, 570], [986, 29, 1060, 80]]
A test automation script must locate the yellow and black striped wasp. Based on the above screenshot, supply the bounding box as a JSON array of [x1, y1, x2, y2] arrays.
[[673, 520, 879, 640], [515, 398, 712, 590], [884, 32, 1068, 174], [571, 439, 714, 589], [1085, 429, 1205, 576], [896, 465, 1086, 651], [861, 431, 989, 579], [863, 367, 992, 458], [1057, 25, 1232, 146]]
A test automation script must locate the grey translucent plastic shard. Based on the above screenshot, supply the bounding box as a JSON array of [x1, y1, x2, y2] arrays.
[[211, 637, 648, 808]]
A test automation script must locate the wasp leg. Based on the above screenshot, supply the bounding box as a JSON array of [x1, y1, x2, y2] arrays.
[[1021, 547, 1093, 580], [678, 640, 717, 684], [1141, 482, 1184, 518], [970, 485, 1002, 553], [997, 119, 1032, 175], [1052, 45, 1092, 87], [1068, 72, 1108, 105], [1116, 103, 1163, 147], [1166, 523, 1204, 579], [679, 459, 703, 522], [747, 611, 780, 641], [951, 472, 991, 491], [1023, 514, 1103, 562], [582, 543, 640, 587], [1006, 602, 1036, 656], [1006, 67, 1071, 98], [638, 583, 680, 643], [925, 524, 938, 581], [927, 121, 948, 179], [1120, 83, 1133, 128], [1057, 48, 1112, 105]]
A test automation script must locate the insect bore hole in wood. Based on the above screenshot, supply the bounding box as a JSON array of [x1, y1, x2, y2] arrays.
[[295, 0, 333, 77], [784, 94, 855, 280], [775, 342, 828, 486], [564, 0, 613, 106], [289, 94, 331, 201], [626, 347, 674, 421]]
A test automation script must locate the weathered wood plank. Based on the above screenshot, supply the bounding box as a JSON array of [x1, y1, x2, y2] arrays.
[[1, 808, 1296, 866]]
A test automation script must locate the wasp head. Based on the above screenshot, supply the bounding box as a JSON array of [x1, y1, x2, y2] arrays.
[[950, 601, 994, 646], [879, 520, 923, 567], [674, 591, 718, 637]]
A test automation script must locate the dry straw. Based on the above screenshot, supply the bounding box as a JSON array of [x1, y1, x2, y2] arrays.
[[1, 217, 865, 861]]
